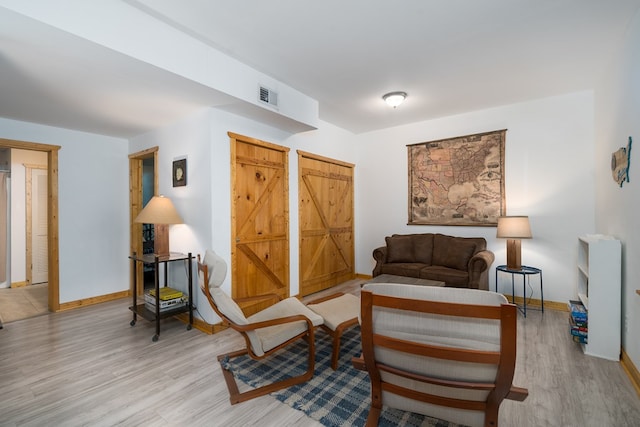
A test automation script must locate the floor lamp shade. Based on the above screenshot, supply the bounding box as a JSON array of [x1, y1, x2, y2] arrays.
[[496, 216, 532, 270], [134, 195, 183, 257]]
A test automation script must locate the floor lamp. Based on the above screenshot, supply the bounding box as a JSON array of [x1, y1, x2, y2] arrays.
[[134, 195, 183, 257], [496, 216, 532, 270]]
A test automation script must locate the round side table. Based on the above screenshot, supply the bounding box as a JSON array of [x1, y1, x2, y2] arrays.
[[495, 265, 543, 317]]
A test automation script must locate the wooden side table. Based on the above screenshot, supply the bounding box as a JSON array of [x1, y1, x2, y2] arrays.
[[495, 265, 543, 317]]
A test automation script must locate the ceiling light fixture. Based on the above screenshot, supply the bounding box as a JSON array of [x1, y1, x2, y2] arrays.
[[382, 91, 407, 108]]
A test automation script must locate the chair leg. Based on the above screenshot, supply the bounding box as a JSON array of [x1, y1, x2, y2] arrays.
[[365, 406, 382, 427], [217, 331, 315, 405], [331, 332, 341, 370], [329, 318, 359, 370]]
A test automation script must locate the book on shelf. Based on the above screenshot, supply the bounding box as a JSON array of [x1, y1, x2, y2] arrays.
[[570, 328, 588, 338], [144, 301, 185, 313], [572, 335, 588, 344], [148, 287, 183, 301], [568, 314, 588, 330], [144, 292, 187, 309], [568, 299, 587, 321]]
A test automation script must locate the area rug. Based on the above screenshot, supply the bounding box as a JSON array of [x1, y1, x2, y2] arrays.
[[220, 327, 458, 427]]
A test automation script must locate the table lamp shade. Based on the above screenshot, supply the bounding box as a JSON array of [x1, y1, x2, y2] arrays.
[[496, 216, 532, 270], [134, 195, 183, 257]]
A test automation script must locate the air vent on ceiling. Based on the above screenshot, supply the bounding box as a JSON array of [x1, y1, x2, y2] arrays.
[[259, 85, 278, 109]]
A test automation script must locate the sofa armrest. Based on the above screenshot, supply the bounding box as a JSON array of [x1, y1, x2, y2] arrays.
[[372, 246, 387, 277], [467, 250, 495, 290]]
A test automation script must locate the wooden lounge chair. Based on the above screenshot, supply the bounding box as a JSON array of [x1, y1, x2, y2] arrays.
[[353, 283, 528, 427], [198, 250, 323, 404]]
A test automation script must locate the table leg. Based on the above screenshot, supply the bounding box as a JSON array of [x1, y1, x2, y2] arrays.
[[511, 274, 516, 312], [523, 275, 527, 318], [540, 271, 544, 313]]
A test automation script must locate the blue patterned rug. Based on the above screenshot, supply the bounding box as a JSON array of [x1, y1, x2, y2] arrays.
[[220, 327, 458, 427]]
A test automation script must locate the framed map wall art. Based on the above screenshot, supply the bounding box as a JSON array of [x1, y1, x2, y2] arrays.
[[407, 129, 506, 226]]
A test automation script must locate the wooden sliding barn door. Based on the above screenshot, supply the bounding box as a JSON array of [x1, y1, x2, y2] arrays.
[[230, 132, 290, 316], [298, 151, 355, 296]]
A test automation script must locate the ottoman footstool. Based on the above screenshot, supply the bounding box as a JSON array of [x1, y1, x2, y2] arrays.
[[307, 293, 360, 370]]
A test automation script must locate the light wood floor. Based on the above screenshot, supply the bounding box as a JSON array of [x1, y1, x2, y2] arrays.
[[0, 279, 638, 426], [0, 283, 48, 325]]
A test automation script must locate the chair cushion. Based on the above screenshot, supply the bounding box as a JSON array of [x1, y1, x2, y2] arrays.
[[203, 249, 227, 288], [210, 288, 248, 326], [307, 294, 360, 331], [248, 298, 324, 355]]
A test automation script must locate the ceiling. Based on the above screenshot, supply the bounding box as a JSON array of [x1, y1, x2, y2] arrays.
[[1, 0, 640, 138]]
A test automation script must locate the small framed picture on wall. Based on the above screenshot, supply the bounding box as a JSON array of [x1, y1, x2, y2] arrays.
[[173, 158, 187, 187]]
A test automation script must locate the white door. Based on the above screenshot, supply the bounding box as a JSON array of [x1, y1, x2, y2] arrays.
[[32, 169, 48, 284]]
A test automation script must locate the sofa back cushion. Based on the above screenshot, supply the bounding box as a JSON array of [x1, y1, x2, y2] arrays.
[[412, 234, 434, 264], [432, 234, 479, 271], [386, 235, 415, 263]]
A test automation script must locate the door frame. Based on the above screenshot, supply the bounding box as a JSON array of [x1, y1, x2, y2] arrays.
[[128, 147, 158, 296], [0, 138, 61, 311]]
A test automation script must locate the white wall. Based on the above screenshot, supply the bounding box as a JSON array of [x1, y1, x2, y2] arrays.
[[0, 117, 129, 303], [9, 149, 47, 284], [595, 9, 640, 368], [129, 109, 357, 324], [354, 91, 596, 305]]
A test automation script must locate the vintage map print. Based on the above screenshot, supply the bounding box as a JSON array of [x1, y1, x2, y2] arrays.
[[408, 130, 506, 226]]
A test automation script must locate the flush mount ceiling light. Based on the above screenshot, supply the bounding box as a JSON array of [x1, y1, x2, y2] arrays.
[[382, 91, 407, 108]]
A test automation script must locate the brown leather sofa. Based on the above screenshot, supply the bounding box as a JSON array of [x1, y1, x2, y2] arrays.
[[372, 233, 495, 290]]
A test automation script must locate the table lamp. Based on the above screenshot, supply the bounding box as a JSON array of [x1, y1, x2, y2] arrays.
[[134, 195, 183, 257], [496, 216, 532, 270]]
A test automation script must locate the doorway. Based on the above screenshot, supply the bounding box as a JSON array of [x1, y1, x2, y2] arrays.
[[0, 138, 60, 314], [26, 164, 48, 286], [129, 147, 158, 296]]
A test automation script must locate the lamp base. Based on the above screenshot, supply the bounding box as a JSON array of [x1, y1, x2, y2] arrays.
[[505, 239, 522, 270], [153, 224, 170, 257]]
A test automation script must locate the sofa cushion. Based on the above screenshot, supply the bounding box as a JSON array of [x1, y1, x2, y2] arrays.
[[412, 234, 434, 264], [380, 263, 426, 278], [420, 265, 469, 287], [432, 234, 477, 271], [386, 235, 415, 263]]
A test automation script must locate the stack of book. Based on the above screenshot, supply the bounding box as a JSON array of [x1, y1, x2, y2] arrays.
[[568, 299, 588, 344], [145, 287, 187, 312]]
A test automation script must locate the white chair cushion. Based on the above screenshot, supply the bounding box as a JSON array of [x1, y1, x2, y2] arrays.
[[307, 294, 360, 330], [248, 297, 324, 355], [210, 288, 248, 326], [203, 249, 227, 288], [362, 283, 508, 427]]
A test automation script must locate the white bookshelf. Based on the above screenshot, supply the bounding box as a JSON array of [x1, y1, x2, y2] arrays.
[[575, 235, 621, 360]]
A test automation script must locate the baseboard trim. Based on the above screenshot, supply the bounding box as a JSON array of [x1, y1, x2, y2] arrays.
[[58, 290, 130, 311], [503, 294, 568, 312], [56, 291, 228, 335], [11, 281, 28, 288], [174, 312, 227, 335], [621, 348, 640, 398]]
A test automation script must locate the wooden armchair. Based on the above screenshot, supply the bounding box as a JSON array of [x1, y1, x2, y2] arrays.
[[353, 283, 528, 427], [198, 250, 324, 404]]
